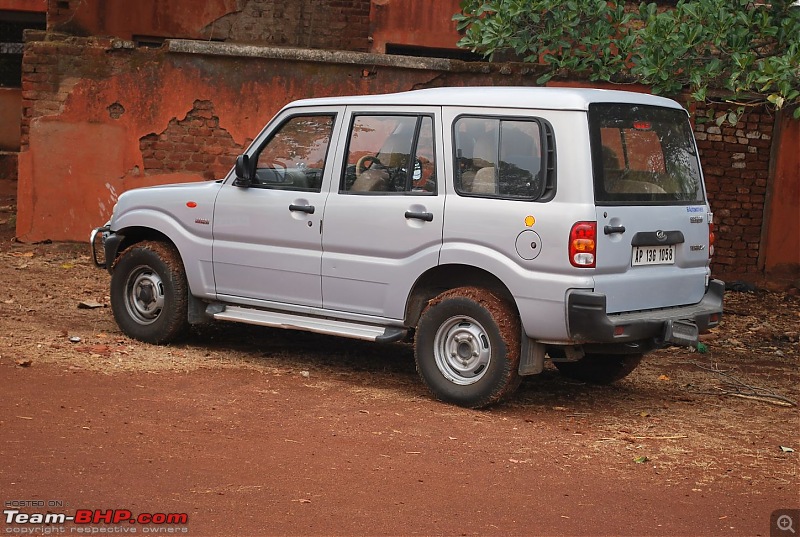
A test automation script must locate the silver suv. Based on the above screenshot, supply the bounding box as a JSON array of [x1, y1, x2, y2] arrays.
[[91, 87, 723, 408]]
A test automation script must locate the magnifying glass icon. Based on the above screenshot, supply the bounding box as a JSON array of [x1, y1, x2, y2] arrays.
[[778, 514, 796, 534]]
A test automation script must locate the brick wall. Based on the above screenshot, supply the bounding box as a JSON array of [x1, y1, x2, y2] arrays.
[[20, 32, 106, 150], [19, 34, 60, 150], [47, 0, 372, 52], [47, 0, 75, 30], [204, 0, 371, 51], [139, 100, 245, 181], [694, 102, 774, 282]]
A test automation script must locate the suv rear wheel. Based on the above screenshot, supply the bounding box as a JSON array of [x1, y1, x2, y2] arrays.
[[110, 241, 189, 344], [414, 287, 521, 408], [554, 353, 643, 384]]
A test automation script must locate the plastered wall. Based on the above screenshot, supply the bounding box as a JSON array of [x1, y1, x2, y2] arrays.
[[16, 33, 800, 285]]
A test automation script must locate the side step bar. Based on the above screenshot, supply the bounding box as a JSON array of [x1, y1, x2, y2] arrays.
[[211, 305, 407, 343]]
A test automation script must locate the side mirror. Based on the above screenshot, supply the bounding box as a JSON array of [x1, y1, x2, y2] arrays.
[[233, 154, 253, 187]]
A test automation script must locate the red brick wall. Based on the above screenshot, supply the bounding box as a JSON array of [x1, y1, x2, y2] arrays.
[[47, 0, 371, 51], [20, 34, 65, 150], [369, 0, 462, 53], [694, 103, 774, 282], [139, 100, 245, 181], [20, 34, 116, 150], [204, 0, 371, 50]]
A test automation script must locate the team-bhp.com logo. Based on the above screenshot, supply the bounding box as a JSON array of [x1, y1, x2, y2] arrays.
[[4, 508, 189, 533]]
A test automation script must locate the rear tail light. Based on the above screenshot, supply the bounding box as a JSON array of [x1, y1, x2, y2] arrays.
[[708, 222, 715, 258], [569, 221, 597, 268]]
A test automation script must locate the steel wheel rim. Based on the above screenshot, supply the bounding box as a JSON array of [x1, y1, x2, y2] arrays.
[[124, 265, 165, 325], [433, 315, 491, 386]]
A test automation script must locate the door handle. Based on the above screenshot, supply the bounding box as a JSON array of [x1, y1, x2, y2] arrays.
[[603, 225, 626, 235], [405, 211, 433, 222], [289, 204, 315, 214]]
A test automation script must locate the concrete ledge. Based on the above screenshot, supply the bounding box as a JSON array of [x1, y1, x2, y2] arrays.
[[167, 39, 492, 73]]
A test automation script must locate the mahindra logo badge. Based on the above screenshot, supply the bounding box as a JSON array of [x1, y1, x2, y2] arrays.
[[656, 230, 667, 241]]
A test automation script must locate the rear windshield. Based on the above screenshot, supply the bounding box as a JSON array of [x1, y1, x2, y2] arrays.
[[589, 103, 704, 205]]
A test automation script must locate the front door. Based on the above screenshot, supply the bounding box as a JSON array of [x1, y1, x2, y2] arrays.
[[212, 109, 342, 307]]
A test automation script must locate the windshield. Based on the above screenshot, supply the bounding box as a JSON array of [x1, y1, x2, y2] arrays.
[[589, 103, 704, 205]]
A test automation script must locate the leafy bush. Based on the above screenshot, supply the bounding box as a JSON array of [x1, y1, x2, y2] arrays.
[[454, 0, 800, 121]]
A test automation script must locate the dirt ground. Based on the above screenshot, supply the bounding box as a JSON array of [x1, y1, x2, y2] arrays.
[[1, 178, 798, 536]]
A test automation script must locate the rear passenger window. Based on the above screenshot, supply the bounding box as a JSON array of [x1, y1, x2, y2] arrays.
[[341, 115, 436, 194], [454, 117, 553, 200]]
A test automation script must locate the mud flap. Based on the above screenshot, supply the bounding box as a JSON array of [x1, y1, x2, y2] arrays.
[[519, 335, 545, 376], [664, 319, 699, 347], [188, 295, 212, 325]]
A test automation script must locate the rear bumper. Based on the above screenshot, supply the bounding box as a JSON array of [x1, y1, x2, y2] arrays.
[[567, 279, 724, 349]]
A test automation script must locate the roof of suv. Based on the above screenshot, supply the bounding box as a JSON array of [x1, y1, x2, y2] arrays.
[[286, 86, 685, 112]]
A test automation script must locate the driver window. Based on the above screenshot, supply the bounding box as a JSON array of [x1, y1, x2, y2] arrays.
[[253, 114, 334, 192], [342, 114, 436, 194]]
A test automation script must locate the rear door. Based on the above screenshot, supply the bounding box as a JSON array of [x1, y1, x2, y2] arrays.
[[589, 103, 712, 314], [321, 107, 445, 319]]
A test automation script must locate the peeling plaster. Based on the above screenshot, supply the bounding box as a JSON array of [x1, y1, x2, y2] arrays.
[[107, 102, 125, 119], [139, 99, 242, 181]]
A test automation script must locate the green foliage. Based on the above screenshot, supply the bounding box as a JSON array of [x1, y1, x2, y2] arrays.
[[454, 0, 800, 119]]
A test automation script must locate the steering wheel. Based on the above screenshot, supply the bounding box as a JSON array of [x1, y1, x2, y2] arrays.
[[355, 155, 382, 178]]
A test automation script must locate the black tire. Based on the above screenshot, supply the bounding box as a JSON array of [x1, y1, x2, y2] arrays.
[[110, 241, 189, 344], [554, 353, 643, 384], [414, 286, 521, 408]]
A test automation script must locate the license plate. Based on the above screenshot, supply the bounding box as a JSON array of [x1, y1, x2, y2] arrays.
[[632, 245, 675, 266], [664, 320, 699, 347]]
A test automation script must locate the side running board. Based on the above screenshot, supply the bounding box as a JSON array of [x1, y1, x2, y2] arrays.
[[210, 305, 407, 343]]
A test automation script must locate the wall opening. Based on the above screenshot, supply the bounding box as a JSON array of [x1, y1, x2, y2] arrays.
[[0, 11, 46, 88], [385, 43, 482, 62]]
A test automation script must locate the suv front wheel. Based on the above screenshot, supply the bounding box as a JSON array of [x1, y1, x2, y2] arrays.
[[414, 287, 521, 408], [110, 241, 189, 344]]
